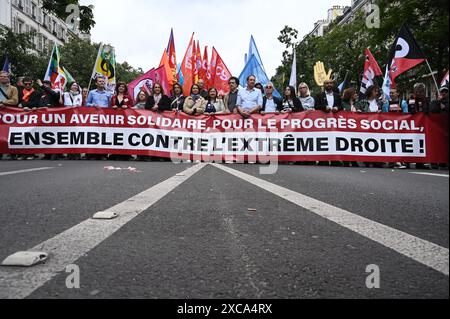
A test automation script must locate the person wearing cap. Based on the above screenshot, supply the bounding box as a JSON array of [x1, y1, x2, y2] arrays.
[[430, 85, 449, 113]]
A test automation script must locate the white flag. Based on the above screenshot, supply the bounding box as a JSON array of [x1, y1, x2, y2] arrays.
[[289, 48, 297, 90]]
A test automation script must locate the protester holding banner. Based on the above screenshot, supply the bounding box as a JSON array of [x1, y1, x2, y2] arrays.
[[356, 85, 383, 113], [111, 82, 132, 109], [134, 91, 149, 110], [408, 83, 430, 114], [281, 86, 303, 114], [86, 76, 112, 108], [298, 83, 315, 110], [183, 84, 206, 115], [223, 77, 240, 113], [255, 83, 265, 96], [18, 77, 40, 110], [382, 88, 408, 113], [236, 75, 263, 118], [0, 71, 18, 108], [430, 86, 449, 113], [145, 83, 171, 112], [315, 80, 342, 112], [197, 79, 209, 99], [204, 87, 228, 115], [63, 82, 83, 107], [342, 88, 359, 112], [261, 82, 282, 114], [82, 87, 89, 106], [36, 79, 61, 108], [170, 83, 186, 111]]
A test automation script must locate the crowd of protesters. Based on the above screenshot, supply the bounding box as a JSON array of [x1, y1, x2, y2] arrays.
[[0, 70, 448, 168]]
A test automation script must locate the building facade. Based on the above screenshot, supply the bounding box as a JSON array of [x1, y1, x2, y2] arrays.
[[0, 0, 89, 52], [307, 5, 347, 38]]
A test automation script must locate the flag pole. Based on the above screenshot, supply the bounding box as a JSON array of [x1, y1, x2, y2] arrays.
[[425, 59, 440, 97]]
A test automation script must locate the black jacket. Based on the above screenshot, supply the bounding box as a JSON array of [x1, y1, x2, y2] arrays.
[[18, 87, 41, 108], [314, 92, 343, 111], [171, 95, 186, 111], [37, 86, 61, 108], [281, 97, 304, 112], [145, 95, 172, 111], [261, 96, 283, 112]]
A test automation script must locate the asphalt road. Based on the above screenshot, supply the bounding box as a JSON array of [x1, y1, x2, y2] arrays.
[[0, 160, 448, 299]]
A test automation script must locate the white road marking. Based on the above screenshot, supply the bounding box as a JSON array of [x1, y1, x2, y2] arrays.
[[0, 167, 54, 176], [410, 172, 449, 178], [0, 163, 207, 299], [212, 164, 449, 276]]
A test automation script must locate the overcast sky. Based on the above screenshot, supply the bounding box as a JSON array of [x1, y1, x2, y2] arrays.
[[80, 0, 350, 78]]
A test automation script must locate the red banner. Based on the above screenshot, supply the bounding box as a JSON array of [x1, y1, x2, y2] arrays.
[[0, 107, 448, 163]]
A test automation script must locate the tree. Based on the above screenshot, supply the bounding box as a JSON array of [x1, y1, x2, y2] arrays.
[[273, 0, 449, 96], [59, 36, 99, 88], [42, 0, 96, 34], [60, 37, 144, 88], [116, 62, 144, 84], [0, 28, 48, 82]]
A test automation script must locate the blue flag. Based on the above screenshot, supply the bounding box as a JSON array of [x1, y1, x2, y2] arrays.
[[239, 54, 281, 98], [338, 71, 348, 94], [2, 54, 11, 73], [248, 35, 266, 73]]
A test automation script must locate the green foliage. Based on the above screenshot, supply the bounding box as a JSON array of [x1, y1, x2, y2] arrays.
[[0, 28, 47, 83], [116, 62, 144, 85], [42, 0, 96, 34], [273, 0, 449, 96], [1, 28, 144, 89]]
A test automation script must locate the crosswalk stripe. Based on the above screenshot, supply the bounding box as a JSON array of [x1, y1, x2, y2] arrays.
[[0, 167, 54, 176], [212, 164, 449, 276], [0, 163, 207, 299], [410, 172, 449, 178]]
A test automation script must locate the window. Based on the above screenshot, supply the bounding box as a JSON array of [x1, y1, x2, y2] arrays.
[[31, 2, 37, 19], [17, 19, 24, 34]]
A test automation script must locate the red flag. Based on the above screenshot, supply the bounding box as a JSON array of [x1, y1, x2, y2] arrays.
[[180, 33, 195, 96], [388, 24, 426, 86], [166, 28, 178, 83], [128, 66, 170, 104], [199, 46, 209, 87], [360, 48, 383, 94], [211, 47, 232, 95], [206, 47, 218, 89], [192, 40, 198, 84], [195, 40, 202, 84], [153, 65, 170, 96], [159, 50, 174, 87]]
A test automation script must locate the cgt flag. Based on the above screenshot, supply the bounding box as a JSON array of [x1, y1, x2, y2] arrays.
[[211, 47, 232, 96], [360, 48, 383, 96], [199, 46, 209, 87], [44, 43, 66, 92], [387, 24, 426, 86]]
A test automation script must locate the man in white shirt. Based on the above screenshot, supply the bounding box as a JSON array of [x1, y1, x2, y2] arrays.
[[236, 75, 263, 118]]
